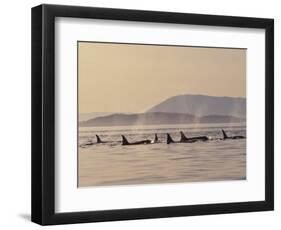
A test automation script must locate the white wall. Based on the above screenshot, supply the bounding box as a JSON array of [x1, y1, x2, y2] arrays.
[[0, 0, 279, 229]]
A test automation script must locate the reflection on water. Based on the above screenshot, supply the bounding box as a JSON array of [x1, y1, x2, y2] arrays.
[[78, 123, 246, 187]]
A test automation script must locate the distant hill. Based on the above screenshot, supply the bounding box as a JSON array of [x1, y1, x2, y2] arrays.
[[80, 95, 246, 127], [80, 112, 245, 127], [79, 112, 114, 122], [147, 95, 246, 118]]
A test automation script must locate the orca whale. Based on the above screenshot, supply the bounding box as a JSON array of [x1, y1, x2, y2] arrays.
[[167, 132, 207, 144], [222, 129, 245, 140], [180, 131, 208, 142], [166, 132, 198, 144], [121, 135, 151, 145]]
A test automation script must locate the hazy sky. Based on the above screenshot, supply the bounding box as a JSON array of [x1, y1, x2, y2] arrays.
[[78, 42, 246, 114]]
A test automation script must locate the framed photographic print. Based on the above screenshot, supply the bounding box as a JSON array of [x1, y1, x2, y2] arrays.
[[31, 4, 274, 225]]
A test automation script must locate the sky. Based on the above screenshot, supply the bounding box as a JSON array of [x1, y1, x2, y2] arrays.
[[78, 42, 246, 114]]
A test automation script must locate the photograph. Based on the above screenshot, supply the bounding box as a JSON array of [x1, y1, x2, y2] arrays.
[[31, 3, 274, 225], [78, 41, 247, 187]]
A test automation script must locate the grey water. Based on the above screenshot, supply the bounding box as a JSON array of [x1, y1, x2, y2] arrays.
[[78, 123, 246, 187]]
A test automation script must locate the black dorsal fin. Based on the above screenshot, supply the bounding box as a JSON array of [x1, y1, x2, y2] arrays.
[[167, 133, 174, 144], [121, 135, 129, 145], [222, 130, 228, 139], [180, 131, 188, 141], [96, 135, 102, 143]]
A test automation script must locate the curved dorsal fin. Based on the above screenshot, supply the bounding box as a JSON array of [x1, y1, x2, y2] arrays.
[[180, 131, 188, 141], [222, 129, 228, 139], [121, 135, 129, 145], [167, 133, 174, 144], [96, 135, 102, 143]]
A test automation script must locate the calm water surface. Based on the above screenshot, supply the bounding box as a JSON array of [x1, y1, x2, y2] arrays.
[[78, 123, 246, 187]]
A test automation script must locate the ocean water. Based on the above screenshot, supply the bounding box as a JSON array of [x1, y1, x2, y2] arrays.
[[78, 123, 246, 187]]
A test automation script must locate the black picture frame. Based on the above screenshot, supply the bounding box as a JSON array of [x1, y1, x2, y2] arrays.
[[31, 4, 274, 225]]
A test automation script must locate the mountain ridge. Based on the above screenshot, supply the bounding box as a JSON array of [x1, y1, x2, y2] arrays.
[[80, 95, 246, 127], [147, 94, 246, 118]]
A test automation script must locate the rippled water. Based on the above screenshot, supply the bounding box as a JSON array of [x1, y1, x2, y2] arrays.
[[78, 123, 246, 187]]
